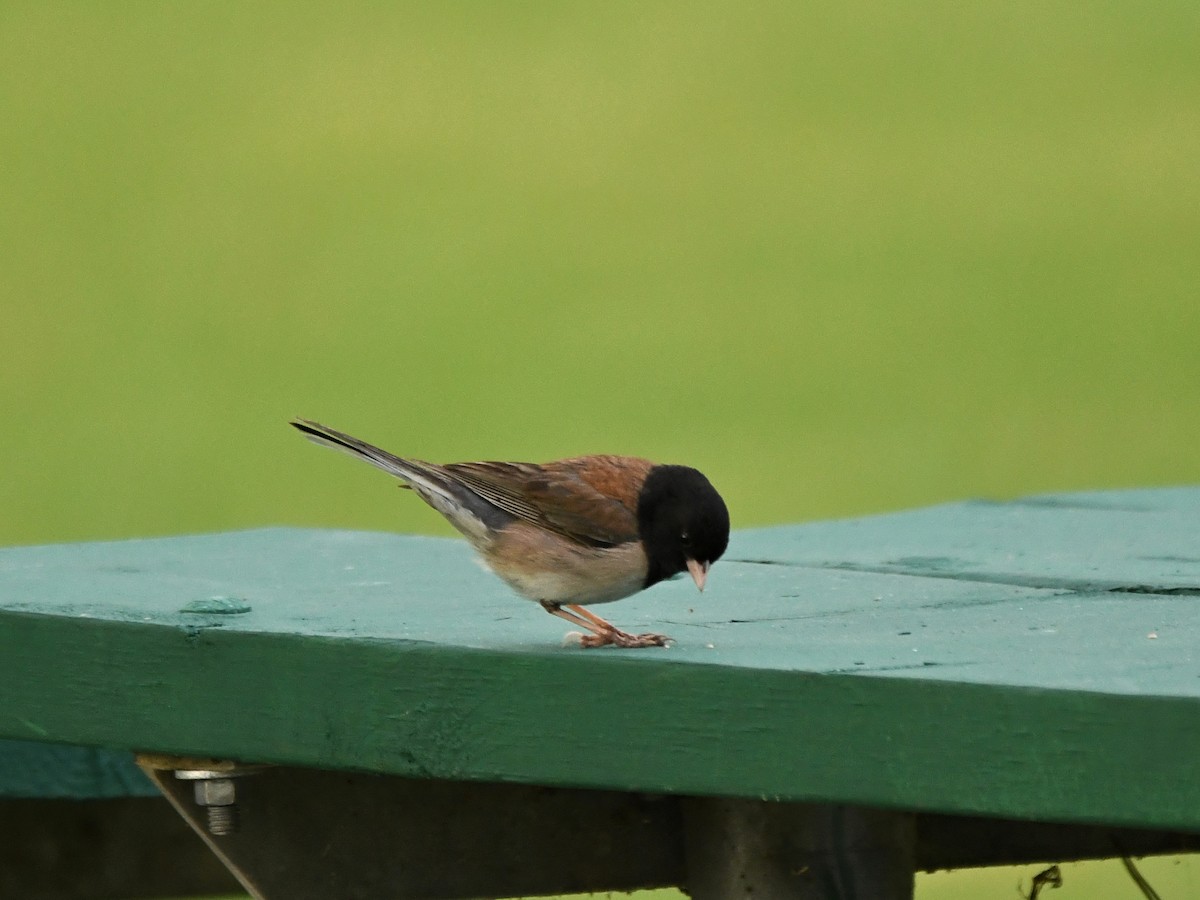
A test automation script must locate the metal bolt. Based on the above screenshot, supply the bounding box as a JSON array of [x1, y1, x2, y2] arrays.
[[175, 768, 251, 836]]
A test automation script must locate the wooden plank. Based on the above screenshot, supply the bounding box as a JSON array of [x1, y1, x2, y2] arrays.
[[0, 738, 154, 798], [734, 486, 1200, 594], [2, 488, 1199, 831]]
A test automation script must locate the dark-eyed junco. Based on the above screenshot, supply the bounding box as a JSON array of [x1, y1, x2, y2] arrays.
[[291, 419, 730, 648]]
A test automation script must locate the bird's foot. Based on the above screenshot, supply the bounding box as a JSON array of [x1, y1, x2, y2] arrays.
[[578, 629, 671, 649], [542, 601, 671, 648]]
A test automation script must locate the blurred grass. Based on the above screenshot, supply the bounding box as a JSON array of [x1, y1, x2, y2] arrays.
[[2, 3, 1197, 897], [180, 856, 1199, 900], [2, 2, 1198, 548]]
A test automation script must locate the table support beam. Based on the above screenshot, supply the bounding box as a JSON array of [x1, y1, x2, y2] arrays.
[[131, 760, 1200, 900], [684, 799, 915, 899]]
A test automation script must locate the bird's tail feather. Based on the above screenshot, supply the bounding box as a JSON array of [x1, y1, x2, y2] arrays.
[[291, 419, 427, 482], [289, 418, 502, 543]]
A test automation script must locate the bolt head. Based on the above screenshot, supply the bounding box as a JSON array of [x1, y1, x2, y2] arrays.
[[193, 778, 236, 806]]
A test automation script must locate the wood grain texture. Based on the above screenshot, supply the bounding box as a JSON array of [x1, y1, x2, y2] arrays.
[[1, 488, 1199, 830]]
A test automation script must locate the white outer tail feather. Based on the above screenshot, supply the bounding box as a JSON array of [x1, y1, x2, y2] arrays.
[[293, 420, 492, 545]]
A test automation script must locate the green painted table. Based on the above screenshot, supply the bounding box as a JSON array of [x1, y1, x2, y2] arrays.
[[3, 488, 1199, 898]]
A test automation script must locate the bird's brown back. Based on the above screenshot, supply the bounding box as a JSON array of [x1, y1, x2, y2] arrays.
[[441, 455, 655, 548]]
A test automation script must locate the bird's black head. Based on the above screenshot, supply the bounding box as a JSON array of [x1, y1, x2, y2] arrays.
[[637, 464, 730, 590]]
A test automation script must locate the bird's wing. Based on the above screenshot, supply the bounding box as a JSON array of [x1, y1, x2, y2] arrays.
[[443, 455, 653, 547]]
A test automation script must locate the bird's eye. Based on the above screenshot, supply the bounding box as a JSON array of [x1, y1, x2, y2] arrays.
[[680, 531, 690, 543]]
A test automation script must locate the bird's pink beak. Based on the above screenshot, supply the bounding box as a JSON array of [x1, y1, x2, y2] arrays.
[[686, 558, 709, 592]]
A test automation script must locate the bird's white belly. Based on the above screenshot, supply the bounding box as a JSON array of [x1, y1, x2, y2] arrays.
[[498, 564, 646, 605], [482, 534, 649, 605]]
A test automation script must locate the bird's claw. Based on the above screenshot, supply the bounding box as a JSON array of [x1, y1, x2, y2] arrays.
[[578, 629, 672, 649]]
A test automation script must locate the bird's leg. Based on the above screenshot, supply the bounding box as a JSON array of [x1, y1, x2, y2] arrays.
[[538, 602, 671, 648], [564, 603, 671, 649], [540, 601, 605, 636], [541, 602, 646, 647]]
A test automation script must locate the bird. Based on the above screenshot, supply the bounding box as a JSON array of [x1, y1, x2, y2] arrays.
[[290, 419, 730, 648]]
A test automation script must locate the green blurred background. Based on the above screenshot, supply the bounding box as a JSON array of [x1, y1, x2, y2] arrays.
[[3, 3, 1197, 897]]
